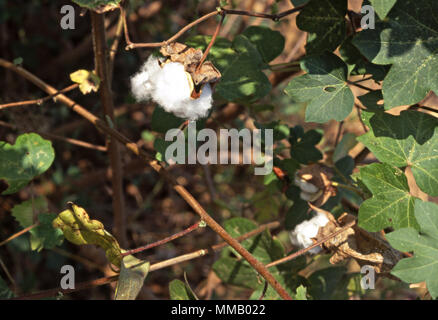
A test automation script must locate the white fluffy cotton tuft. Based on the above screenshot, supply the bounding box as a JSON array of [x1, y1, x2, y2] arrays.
[[130, 56, 213, 120], [289, 212, 329, 254]]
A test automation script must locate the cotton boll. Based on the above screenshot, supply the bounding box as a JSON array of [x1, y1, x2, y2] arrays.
[[289, 212, 329, 254], [131, 56, 214, 121], [151, 62, 213, 120], [312, 211, 329, 228], [131, 56, 162, 102]]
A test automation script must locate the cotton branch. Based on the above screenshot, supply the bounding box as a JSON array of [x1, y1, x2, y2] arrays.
[[0, 58, 291, 300]]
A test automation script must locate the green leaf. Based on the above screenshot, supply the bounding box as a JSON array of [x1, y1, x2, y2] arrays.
[[289, 125, 322, 164], [213, 257, 260, 289], [285, 185, 309, 230], [216, 35, 271, 102], [12, 197, 48, 228], [386, 200, 438, 299], [242, 26, 285, 63], [0, 133, 55, 195], [358, 163, 418, 232], [0, 276, 14, 299], [72, 0, 121, 12], [151, 106, 185, 134], [11, 197, 63, 251], [223, 218, 284, 264], [30, 213, 64, 252], [353, 0, 438, 109], [296, 0, 347, 54], [285, 52, 354, 123], [357, 110, 438, 196], [115, 255, 150, 300], [367, 0, 397, 19], [293, 285, 308, 300], [339, 37, 390, 82], [308, 266, 349, 299], [187, 34, 273, 102], [169, 279, 197, 300]]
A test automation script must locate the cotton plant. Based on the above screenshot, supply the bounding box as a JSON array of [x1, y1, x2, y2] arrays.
[[289, 211, 329, 254], [130, 43, 220, 121]]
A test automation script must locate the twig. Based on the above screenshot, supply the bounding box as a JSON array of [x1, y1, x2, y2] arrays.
[[334, 120, 344, 146], [222, 4, 306, 21], [0, 257, 16, 290], [12, 221, 280, 300], [0, 223, 39, 247], [0, 84, 78, 110], [91, 12, 127, 247], [266, 220, 356, 269], [122, 4, 306, 50], [0, 59, 291, 300], [195, 12, 225, 73], [121, 221, 201, 256], [123, 9, 220, 49], [0, 120, 107, 152], [108, 12, 124, 84]]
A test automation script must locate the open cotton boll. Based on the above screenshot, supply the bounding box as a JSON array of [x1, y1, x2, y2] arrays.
[[131, 55, 162, 102], [152, 62, 213, 120], [131, 56, 214, 121], [289, 212, 329, 254]]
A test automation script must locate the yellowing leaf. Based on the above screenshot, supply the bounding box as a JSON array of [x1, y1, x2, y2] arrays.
[[52, 203, 122, 267], [70, 69, 100, 95]]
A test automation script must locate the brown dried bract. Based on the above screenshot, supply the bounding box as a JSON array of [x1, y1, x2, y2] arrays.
[[296, 164, 336, 206], [315, 212, 403, 274], [160, 42, 221, 89]]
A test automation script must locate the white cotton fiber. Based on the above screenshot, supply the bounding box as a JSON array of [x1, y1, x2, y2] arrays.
[[289, 211, 329, 254], [131, 55, 161, 101], [130, 56, 213, 121]]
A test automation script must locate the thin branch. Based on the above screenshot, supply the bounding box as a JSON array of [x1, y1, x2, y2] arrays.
[[0, 59, 291, 300], [122, 4, 306, 50], [0, 223, 39, 247], [121, 221, 201, 257], [266, 220, 356, 269], [195, 12, 225, 73], [12, 221, 280, 300], [123, 9, 220, 50], [91, 12, 127, 247], [0, 84, 78, 110], [0, 120, 107, 152], [222, 4, 306, 21]]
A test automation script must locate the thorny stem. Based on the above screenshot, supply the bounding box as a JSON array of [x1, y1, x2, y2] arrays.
[[121, 221, 201, 257], [266, 220, 357, 269], [91, 12, 127, 248], [0, 59, 291, 300], [12, 221, 280, 300]]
